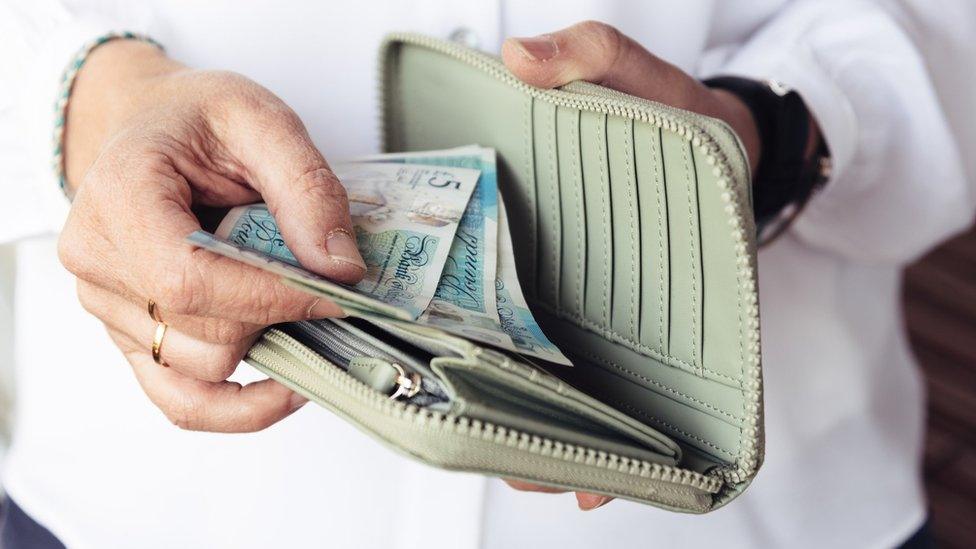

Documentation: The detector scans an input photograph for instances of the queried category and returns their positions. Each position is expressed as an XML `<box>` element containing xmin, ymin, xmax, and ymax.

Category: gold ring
<box><xmin>152</xmin><ymin>321</ymin><xmax>169</xmax><ymax>366</ymax></box>
<box><xmin>147</xmin><ymin>299</ymin><xmax>164</xmax><ymax>323</ymax></box>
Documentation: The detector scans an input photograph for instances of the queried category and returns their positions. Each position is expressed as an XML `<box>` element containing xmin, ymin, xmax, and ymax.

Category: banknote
<box><xmin>494</xmin><ymin>200</ymin><xmax>573</xmax><ymax>366</ymax></box>
<box><xmin>185</xmin><ymin>230</ymin><xmax>412</xmax><ymax>320</ymax></box>
<box><xmin>359</xmin><ymin>147</ymin><xmax>507</xmax><ymax>346</ymax></box>
<box><xmin>213</xmin><ymin>162</ymin><xmax>480</xmax><ymax>319</ymax></box>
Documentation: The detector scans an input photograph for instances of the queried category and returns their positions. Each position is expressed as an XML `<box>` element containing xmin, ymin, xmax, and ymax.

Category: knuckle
<box><xmin>199</xmin><ymin>345</ymin><xmax>242</xmax><ymax>383</ymax></box>
<box><xmin>268</xmin><ymin>103</ymin><xmax>305</xmax><ymax>134</ymax></box>
<box><xmin>216</xmin><ymin>76</ymin><xmax>302</xmax><ymax>130</ymax></box>
<box><xmin>163</xmin><ymin>393</ymin><xmax>205</xmax><ymax>431</ymax></box>
<box><xmin>249</xmin><ymin>100</ymin><xmax>304</xmax><ymax>138</ymax></box>
<box><xmin>249</xmin><ymin>283</ymin><xmax>309</xmax><ymax>324</ymax></box>
<box><xmin>75</xmin><ymin>283</ymin><xmax>98</xmax><ymax>315</ymax></box>
<box><xmin>203</xmin><ymin>71</ymin><xmax>261</xmax><ymax>109</ymax></box>
<box><xmin>575</xmin><ymin>20</ymin><xmax>623</xmax><ymax>58</ymax></box>
<box><xmin>575</xmin><ymin>20</ymin><xmax>619</xmax><ymax>41</ymax></box>
<box><xmin>153</xmin><ymin>256</ymin><xmax>208</xmax><ymax>316</ymax></box>
<box><xmin>296</xmin><ymin>167</ymin><xmax>347</xmax><ymax>203</ymax></box>
<box><xmin>204</xmin><ymin>319</ymin><xmax>253</xmax><ymax>345</ymax></box>
<box><xmin>57</xmin><ymin>210</ymin><xmax>101</xmax><ymax>279</ymax></box>
<box><xmin>203</xmin><ymin>71</ymin><xmax>306</xmax><ymax>134</ymax></box>
<box><xmin>236</xmin><ymin>399</ymin><xmax>283</xmax><ymax>432</ymax></box>
<box><xmin>57</xmin><ymin>228</ymin><xmax>83</xmax><ymax>275</ymax></box>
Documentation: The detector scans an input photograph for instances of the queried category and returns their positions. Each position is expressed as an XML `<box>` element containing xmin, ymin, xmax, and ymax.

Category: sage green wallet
<box><xmin>244</xmin><ymin>33</ymin><xmax>762</xmax><ymax>513</ymax></box>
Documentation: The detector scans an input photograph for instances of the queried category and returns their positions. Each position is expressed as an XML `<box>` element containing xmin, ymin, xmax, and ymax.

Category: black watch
<box><xmin>703</xmin><ymin>76</ymin><xmax>831</xmax><ymax>243</ymax></box>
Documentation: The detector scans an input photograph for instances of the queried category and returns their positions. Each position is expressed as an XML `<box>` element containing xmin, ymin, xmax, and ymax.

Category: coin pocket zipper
<box><xmin>280</xmin><ymin>319</ymin><xmax>450</xmax><ymax>407</ymax></box>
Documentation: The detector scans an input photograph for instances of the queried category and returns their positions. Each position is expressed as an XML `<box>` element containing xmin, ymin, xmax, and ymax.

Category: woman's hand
<box><xmin>58</xmin><ymin>40</ymin><xmax>366</xmax><ymax>432</ymax></box>
<box><xmin>504</xmin><ymin>20</ymin><xmax>761</xmax><ymax>172</ymax></box>
<box><xmin>499</xmin><ymin>20</ymin><xmax>762</xmax><ymax>511</ymax></box>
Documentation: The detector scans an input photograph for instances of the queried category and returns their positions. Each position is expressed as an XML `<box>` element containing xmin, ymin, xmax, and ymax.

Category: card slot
<box><xmin>607</xmin><ymin>116</ymin><xmax>641</xmax><ymax>342</ymax></box>
<box><xmin>634</xmin><ymin>123</ymin><xmax>670</xmax><ymax>356</ymax></box>
<box><xmin>532</xmin><ymin>101</ymin><xmax>562</xmax><ymax>309</ymax></box>
<box><xmin>694</xmin><ymin>145</ymin><xmax>748</xmax><ymax>383</ymax></box>
<box><xmin>561</xmin><ymin>364</ymin><xmax>742</xmax><ymax>462</ymax></box>
<box><xmin>580</xmin><ymin>111</ymin><xmax>614</xmax><ymax>329</ymax></box>
<box><xmin>436</xmin><ymin>362</ymin><xmax>680</xmax><ymax>465</ymax></box>
<box><xmin>662</xmin><ymin>131</ymin><xmax>703</xmax><ymax>371</ymax></box>
<box><xmin>448</xmin><ymin>372</ymin><xmax>676</xmax><ymax>466</ymax></box>
<box><xmin>538</xmin><ymin>307</ymin><xmax>746</xmax><ymax>424</ymax></box>
<box><xmin>556</xmin><ymin>106</ymin><xmax>586</xmax><ymax>319</ymax></box>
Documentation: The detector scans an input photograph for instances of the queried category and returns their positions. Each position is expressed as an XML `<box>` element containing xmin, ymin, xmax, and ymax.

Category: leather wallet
<box><xmin>244</xmin><ymin>33</ymin><xmax>763</xmax><ymax>513</ymax></box>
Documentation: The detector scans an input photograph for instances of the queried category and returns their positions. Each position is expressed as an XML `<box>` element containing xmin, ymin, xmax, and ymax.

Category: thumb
<box><xmin>502</xmin><ymin>21</ymin><xmax>703</xmax><ymax>110</ymax></box>
<box><xmin>216</xmin><ymin>100</ymin><xmax>366</xmax><ymax>285</ymax></box>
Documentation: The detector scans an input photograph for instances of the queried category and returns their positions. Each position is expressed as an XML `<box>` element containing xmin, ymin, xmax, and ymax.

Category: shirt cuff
<box><xmin>708</xmin><ymin>1</ymin><xmax>973</xmax><ymax>263</ymax></box>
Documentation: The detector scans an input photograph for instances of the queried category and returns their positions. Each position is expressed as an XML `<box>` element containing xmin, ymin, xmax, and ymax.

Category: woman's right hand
<box><xmin>58</xmin><ymin>39</ymin><xmax>366</xmax><ymax>432</ymax></box>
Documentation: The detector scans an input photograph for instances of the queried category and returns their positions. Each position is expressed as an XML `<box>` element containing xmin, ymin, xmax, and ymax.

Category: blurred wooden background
<box><xmin>904</xmin><ymin>222</ymin><xmax>976</xmax><ymax>548</ymax></box>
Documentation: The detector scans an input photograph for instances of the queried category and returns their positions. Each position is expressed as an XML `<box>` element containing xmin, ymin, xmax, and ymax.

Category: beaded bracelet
<box><xmin>52</xmin><ymin>31</ymin><xmax>163</xmax><ymax>199</ymax></box>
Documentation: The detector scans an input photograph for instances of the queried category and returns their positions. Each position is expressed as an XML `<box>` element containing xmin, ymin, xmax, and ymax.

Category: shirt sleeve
<box><xmin>0</xmin><ymin>1</ymin><xmax>160</xmax><ymax>244</ymax></box>
<box><xmin>714</xmin><ymin>0</ymin><xmax>975</xmax><ymax>265</ymax></box>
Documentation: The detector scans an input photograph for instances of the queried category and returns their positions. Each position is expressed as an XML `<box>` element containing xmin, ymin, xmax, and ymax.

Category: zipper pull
<box><xmin>389</xmin><ymin>362</ymin><xmax>422</xmax><ymax>401</ymax></box>
<box><xmin>348</xmin><ymin>357</ymin><xmax>422</xmax><ymax>401</ymax></box>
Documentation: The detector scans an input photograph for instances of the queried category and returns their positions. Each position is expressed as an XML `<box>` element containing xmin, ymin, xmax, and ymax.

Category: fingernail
<box><xmin>288</xmin><ymin>392</ymin><xmax>308</xmax><ymax>411</ymax></box>
<box><xmin>512</xmin><ymin>35</ymin><xmax>558</xmax><ymax>62</ymax></box>
<box><xmin>577</xmin><ymin>494</ymin><xmax>612</xmax><ymax>511</ymax></box>
<box><xmin>325</xmin><ymin>228</ymin><xmax>366</xmax><ymax>271</ymax></box>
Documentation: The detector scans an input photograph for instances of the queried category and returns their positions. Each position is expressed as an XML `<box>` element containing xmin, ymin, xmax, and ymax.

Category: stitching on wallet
<box><xmin>547</xmin><ymin>106</ymin><xmax>560</xmax><ymax>307</ymax></box>
<box><xmin>573</xmin><ymin>347</ymin><xmax>742</xmax><ymax>423</ymax></box>
<box><xmin>624</xmin><ymin>121</ymin><xmax>639</xmax><ymax>340</ymax></box>
<box><xmin>523</xmin><ymin>96</ymin><xmax>537</xmax><ymax>291</ymax></box>
<box><xmin>538</xmin><ymin>301</ymin><xmax>742</xmax><ymax>386</ymax></box>
<box><xmin>474</xmin><ymin>456</ymin><xmax>707</xmax><ymax>508</ymax></box>
<box><xmin>652</xmin><ymin>129</ymin><xmax>666</xmax><ymax>354</ymax></box>
<box><xmin>597</xmin><ymin>115</ymin><xmax>611</xmax><ymax>325</ymax></box>
<box><xmin>681</xmin><ymin>143</ymin><xmax>700</xmax><ymax>373</ymax></box>
<box><xmin>571</xmin><ymin>111</ymin><xmax>585</xmax><ymax>316</ymax></box>
<box><xmin>731</xmin><ymin>180</ymin><xmax>747</xmax><ymax>459</ymax></box>
<box><xmin>616</xmin><ymin>401</ymin><xmax>735</xmax><ymax>458</ymax></box>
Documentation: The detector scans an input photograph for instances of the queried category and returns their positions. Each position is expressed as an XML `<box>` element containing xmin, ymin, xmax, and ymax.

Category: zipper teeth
<box><xmin>257</xmin><ymin>329</ymin><xmax>723</xmax><ymax>494</ymax></box>
<box><xmin>377</xmin><ymin>33</ymin><xmax>763</xmax><ymax>488</ymax></box>
<box><xmin>289</xmin><ymin>322</ymin><xmax>365</xmax><ymax>363</ymax></box>
<box><xmin>296</xmin><ymin>321</ymin><xmax>394</xmax><ymax>363</ymax></box>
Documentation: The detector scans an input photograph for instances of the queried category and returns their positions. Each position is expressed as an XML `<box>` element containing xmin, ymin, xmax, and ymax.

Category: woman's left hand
<box><xmin>499</xmin><ymin>20</ymin><xmax>762</xmax><ymax>511</ymax></box>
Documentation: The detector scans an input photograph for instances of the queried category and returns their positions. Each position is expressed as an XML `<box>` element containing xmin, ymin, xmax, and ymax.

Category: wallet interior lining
<box><xmin>383</xmin><ymin>40</ymin><xmax>759</xmax><ymax>472</ymax></box>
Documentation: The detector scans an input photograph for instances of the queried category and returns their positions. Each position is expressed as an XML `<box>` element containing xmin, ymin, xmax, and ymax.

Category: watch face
<box><xmin>765</xmin><ymin>79</ymin><xmax>791</xmax><ymax>97</ymax></box>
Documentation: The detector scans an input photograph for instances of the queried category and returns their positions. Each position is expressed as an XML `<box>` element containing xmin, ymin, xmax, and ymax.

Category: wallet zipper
<box><xmin>281</xmin><ymin>320</ymin><xmax>447</xmax><ymax>405</ymax></box>
<box><xmin>251</xmin><ymin>329</ymin><xmax>723</xmax><ymax>494</ymax></box>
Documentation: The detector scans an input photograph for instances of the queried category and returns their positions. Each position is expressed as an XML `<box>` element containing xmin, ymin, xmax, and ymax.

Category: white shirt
<box><xmin>1</xmin><ymin>1</ymin><xmax>974</xmax><ymax>548</ymax></box>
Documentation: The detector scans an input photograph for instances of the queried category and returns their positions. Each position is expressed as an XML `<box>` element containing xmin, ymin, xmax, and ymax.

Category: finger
<box><xmin>60</xmin><ymin>157</ymin><xmax>345</xmax><ymax>324</ymax></box>
<box><xmin>208</xmin><ymin>87</ymin><xmax>366</xmax><ymax>283</ymax></box>
<box><xmin>77</xmin><ymin>279</ymin><xmax>262</xmax><ymax>345</ymax></box>
<box><xmin>113</xmin><ymin>332</ymin><xmax>307</xmax><ymax>432</ymax></box>
<box><xmin>503</xmin><ymin>479</ymin><xmax>567</xmax><ymax>494</ymax></box>
<box><xmin>502</xmin><ymin>21</ymin><xmax>702</xmax><ymax>108</ymax></box>
<box><xmin>575</xmin><ymin>492</ymin><xmax>614</xmax><ymax>511</ymax></box>
<box><xmin>87</xmin><ymin>288</ymin><xmax>259</xmax><ymax>383</ymax></box>
<box><xmin>86</xmin><ymin>281</ymin><xmax>255</xmax><ymax>382</ymax></box>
